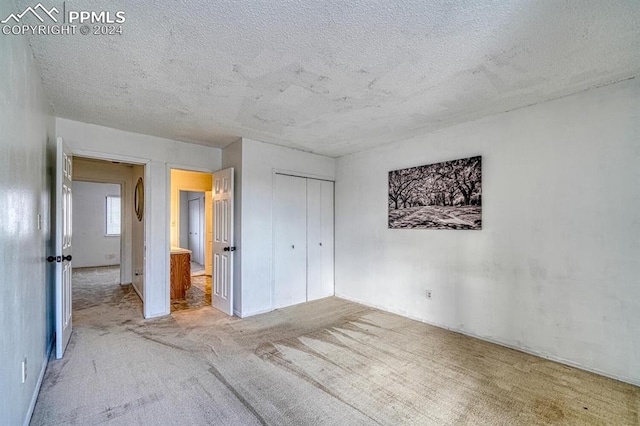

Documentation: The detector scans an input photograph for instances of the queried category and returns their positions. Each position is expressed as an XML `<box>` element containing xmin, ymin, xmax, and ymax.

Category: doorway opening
<box><xmin>170</xmin><ymin>169</ymin><xmax>213</xmax><ymax>312</ymax></box>
<box><xmin>169</xmin><ymin>167</ymin><xmax>235</xmax><ymax>314</ymax></box>
<box><xmin>72</xmin><ymin>157</ymin><xmax>146</xmax><ymax>317</ymax></box>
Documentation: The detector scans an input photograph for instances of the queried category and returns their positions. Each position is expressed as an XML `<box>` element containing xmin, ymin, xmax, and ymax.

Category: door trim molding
<box><xmin>71</xmin><ymin>148</ymin><xmax>150</xmax><ymax>165</ymax></box>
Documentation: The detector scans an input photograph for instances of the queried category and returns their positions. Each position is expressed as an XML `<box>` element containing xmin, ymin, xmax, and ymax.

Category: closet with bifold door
<box><xmin>273</xmin><ymin>173</ymin><xmax>334</xmax><ymax>309</ymax></box>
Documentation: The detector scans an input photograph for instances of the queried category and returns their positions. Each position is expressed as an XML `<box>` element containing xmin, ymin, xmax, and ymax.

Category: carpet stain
<box><xmin>100</xmin><ymin>393</ymin><xmax>163</xmax><ymax>421</ymax></box>
<box><xmin>256</xmin><ymin>342</ymin><xmax>383</xmax><ymax>425</ymax></box>
<box><xmin>534</xmin><ymin>397</ymin><xmax>566</xmax><ymax>422</ymax></box>
<box><xmin>207</xmin><ymin>365</ymin><xmax>268</xmax><ymax>426</ymax></box>
<box><xmin>126</xmin><ymin>327</ymin><xmax>187</xmax><ymax>351</ymax></box>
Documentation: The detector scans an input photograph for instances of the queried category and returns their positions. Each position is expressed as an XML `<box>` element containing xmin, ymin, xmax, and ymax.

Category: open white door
<box><xmin>54</xmin><ymin>137</ymin><xmax>73</xmax><ymax>358</ymax></box>
<box><xmin>204</xmin><ymin>191</ymin><xmax>213</xmax><ymax>275</ymax></box>
<box><xmin>211</xmin><ymin>168</ymin><xmax>234</xmax><ymax>315</ymax></box>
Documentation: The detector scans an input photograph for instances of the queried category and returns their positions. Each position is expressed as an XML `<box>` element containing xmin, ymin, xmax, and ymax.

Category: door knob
<box><xmin>319</xmin><ymin>242</ymin><xmax>322</xmax><ymax>246</ymax></box>
<box><xmin>47</xmin><ymin>255</ymin><xmax>71</xmax><ymax>262</ymax></box>
<box><xmin>291</xmin><ymin>245</ymin><xmax>295</xmax><ymax>249</ymax></box>
<box><xmin>223</xmin><ymin>246</ymin><xmax>236</xmax><ymax>252</ymax></box>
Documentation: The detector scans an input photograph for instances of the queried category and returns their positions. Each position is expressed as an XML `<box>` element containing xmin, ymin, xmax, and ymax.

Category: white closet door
<box><xmin>319</xmin><ymin>180</ymin><xmax>334</xmax><ymax>298</ymax></box>
<box><xmin>273</xmin><ymin>174</ymin><xmax>308</xmax><ymax>308</ymax></box>
<box><xmin>306</xmin><ymin>179</ymin><xmax>323</xmax><ymax>300</ymax></box>
<box><xmin>307</xmin><ymin>179</ymin><xmax>335</xmax><ymax>300</ymax></box>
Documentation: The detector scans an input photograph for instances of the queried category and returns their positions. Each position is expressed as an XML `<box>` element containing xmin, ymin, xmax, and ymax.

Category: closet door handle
<box><xmin>291</xmin><ymin>245</ymin><xmax>295</xmax><ymax>249</ymax></box>
<box><xmin>319</xmin><ymin>242</ymin><xmax>322</xmax><ymax>246</ymax></box>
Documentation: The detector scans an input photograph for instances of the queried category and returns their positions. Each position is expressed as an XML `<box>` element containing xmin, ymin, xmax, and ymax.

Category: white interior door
<box><xmin>212</xmin><ymin>168</ymin><xmax>234</xmax><ymax>315</ymax></box>
<box><xmin>319</xmin><ymin>180</ymin><xmax>335</xmax><ymax>297</ymax></box>
<box><xmin>307</xmin><ymin>179</ymin><xmax>334</xmax><ymax>301</ymax></box>
<box><xmin>306</xmin><ymin>179</ymin><xmax>323</xmax><ymax>301</ymax></box>
<box><xmin>204</xmin><ymin>191</ymin><xmax>212</xmax><ymax>275</ymax></box>
<box><xmin>273</xmin><ymin>174</ymin><xmax>307</xmax><ymax>308</ymax></box>
<box><xmin>54</xmin><ymin>137</ymin><xmax>73</xmax><ymax>359</ymax></box>
<box><xmin>188</xmin><ymin>198</ymin><xmax>201</xmax><ymax>264</ymax></box>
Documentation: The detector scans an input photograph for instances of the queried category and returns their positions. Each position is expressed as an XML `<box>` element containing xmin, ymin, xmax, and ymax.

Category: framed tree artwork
<box><xmin>388</xmin><ymin>156</ymin><xmax>482</xmax><ymax>230</ymax></box>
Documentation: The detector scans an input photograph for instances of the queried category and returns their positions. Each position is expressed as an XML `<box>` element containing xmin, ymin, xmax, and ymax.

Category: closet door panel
<box><xmin>306</xmin><ymin>179</ymin><xmax>323</xmax><ymax>301</ymax></box>
<box><xmin>320</xmin><ymin>180</ymin><xmax>335</xmax><ymax>298</ymax></box>
<box><xmin>273</xmin><ymin>174</ymin><xmax>308</xmax><ymax>308</ymax></box>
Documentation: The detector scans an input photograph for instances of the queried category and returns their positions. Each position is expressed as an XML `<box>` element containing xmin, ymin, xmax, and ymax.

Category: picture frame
<box><xmin>388</xmin><ymin>156</ymin><xmax>482</xmax><ymax>230</ymax></box>
<box><xmin>134</xmin><ymin>177</ymin><xmax>144</xmax><ymax>221</ymax></box>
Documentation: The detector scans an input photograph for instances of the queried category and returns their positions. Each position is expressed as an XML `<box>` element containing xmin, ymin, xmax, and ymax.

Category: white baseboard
<box><xmin>24</xmin><ymin>338</ymin><xmax>54</xmax><ymax>426</ymax></box>
<box><xmin>239</xmin><ymin>307</ymin><xmax>274</xmax><ymax>318</ymax></box>
<box><xmin>335</xmin><ymin>293</ymin><xmax>640</xmax><ymax>388</ymax></box>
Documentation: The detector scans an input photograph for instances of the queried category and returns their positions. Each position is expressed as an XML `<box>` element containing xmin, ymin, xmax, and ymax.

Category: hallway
<box><xmin>72</xmin><ymin>267</ymin><xmax>139</xmax><ymax>313</ymax></box>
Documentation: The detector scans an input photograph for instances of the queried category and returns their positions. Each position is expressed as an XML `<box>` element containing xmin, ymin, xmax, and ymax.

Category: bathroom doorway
<box><xmin>170</xmin><ymin>169</ymin><xmax>212</xmax><ymax>311</ymax></box>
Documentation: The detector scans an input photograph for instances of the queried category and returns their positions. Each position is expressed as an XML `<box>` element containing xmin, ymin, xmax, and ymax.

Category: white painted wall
<box><xmin>335</xmin><ymin>78</ymin><xmax>640</xmax><ymax>385</ymax></box>
<box><xmin>236</xmin><ymin>138</ymin><xmax>335</xmax><ymax>317</ymax></box>
<box><xmin>73</xmin><ymin>182</ymin><xmax>121</xmax><ymax>267</ymax></box>
<box><xmin>0</xmin><ymin>18</ymin><xmax>56</xmax><ymax>425</ymax></box>
<box><xmin>56</xmin><ymin>118</ymin><xmax>222</xmax><ymax>318</ymax></box>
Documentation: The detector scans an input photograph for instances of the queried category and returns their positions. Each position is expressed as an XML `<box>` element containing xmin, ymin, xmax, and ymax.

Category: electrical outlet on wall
<box><xmin>21</xmin><ymin>358</ymin><xmax>27</xmax><ymax>383</ymax></box>
<box><xmin>426</xmin><ymin>290</ymin><xmax>432</xmax><ymax>300</ymax></box>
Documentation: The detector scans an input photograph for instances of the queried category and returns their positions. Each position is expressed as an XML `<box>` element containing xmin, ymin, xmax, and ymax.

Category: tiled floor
<box><xmin>191</xmin><ymin>261</ymin><xmax>205</xmax><ymax>276</ymax></box>
<box><xmin>171</xmin><ymin>274</ymin><xmax>212</xmax><ymax>312</ymax></box>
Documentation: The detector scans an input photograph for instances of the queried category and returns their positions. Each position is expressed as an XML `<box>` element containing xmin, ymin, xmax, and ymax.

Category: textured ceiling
<box><xmin>19</xmin><ymin>0</ymin><xmax>640</xmax><ymax>157</ymax></box>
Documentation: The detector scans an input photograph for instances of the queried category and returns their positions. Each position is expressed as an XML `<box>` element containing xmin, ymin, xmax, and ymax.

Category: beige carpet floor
<box><xmin>31</xmin><ymin>266</ymin><xmax>639</xmax><ymax>425</ymax></box>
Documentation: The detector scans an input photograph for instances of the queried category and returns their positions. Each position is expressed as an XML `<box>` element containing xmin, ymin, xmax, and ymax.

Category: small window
<box><xmin>106</xmin><ymin>196</ymin><xmax>121</xmax><ymax>236</ymax></box>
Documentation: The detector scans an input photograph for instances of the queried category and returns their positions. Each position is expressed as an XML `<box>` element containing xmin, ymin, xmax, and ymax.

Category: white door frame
<box><xmin>71</xmin><ymin>148</ymin><xmax>150</xmax><ymax>313</ymax></box>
